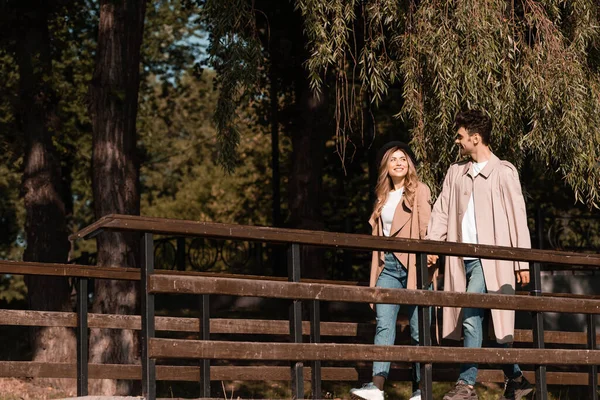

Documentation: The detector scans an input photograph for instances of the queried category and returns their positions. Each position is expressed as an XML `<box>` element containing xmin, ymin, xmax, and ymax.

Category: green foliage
<box><xmin>298</xmin><ymin>0</ymin><xmax>600</xmax><ymax>207</ymax></box>
<box><xmin>203</xmin><ymin>0</ymin><xmax>263</xmax><ymax>173</ymax></box>
<box><xmin>0</xmin><ymin>275</ymin><xmax>26</xmax><ymax>303</ymax></box>
<box><xmin>0</xmin><ymin>50</ymin><xmax>22</xmax><ymax>260</ymax></box>
<box><xmin>142</xmin><ymin>0</ymin><xmax>205</xmax><ymax>84</ymax></box>
<box><xmin>139</xmin><ymin>71</ymin><xmax>272</xmax><ymax>227</ymax></box>
<box><xmin>137</xmin><ymin>1</ymin><xmax>272</xmax><ymax>226</ymax></box>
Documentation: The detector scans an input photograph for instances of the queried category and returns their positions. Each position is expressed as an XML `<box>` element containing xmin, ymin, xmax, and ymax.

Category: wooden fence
<box><xmin>0</xmin><ymin>214</ymin><xmax>598</xmax><ymax>400</ymax></box>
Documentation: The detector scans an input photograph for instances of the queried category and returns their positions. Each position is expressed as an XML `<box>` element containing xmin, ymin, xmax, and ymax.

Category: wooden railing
<box><xmin>0</xmin><ymin>214</ymin><xmax>598</xmax><ymax>400</ymax></box>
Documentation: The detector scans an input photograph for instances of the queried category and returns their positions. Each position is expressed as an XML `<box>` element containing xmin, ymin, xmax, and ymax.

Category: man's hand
<box><xmin>427</xmin><ymin>254</ymin><xmax>439</xmax><ymax>266</ymax></box>
<box><xmin>516</xmin><ymin>270</ymin><xmax>530</xmax><ymax>285</ymax></box>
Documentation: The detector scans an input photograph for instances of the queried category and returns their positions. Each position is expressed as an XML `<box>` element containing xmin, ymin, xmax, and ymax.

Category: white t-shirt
<box><xmin>381</xmin><ymin>188</ymin><xmax>404</xmax><ymax>236</ymax></box>
<box><xmin>462</xmin><ymin>161</ymin><xmax>488</xmax><ymax>259</ymax></box>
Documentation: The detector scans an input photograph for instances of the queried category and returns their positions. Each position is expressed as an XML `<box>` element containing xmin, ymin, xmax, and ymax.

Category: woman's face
<box><xmin>386</xmin><ymin>149</ymin><xmax>409</xmax><ymax>180</ymax></box>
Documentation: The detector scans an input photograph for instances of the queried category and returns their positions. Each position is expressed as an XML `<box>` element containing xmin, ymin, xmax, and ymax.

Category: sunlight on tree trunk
<box><xmin>16</xmin><ymin>4</ymin><xmax>75</xmax><ymax>395</ymax></box>
<box><xmin>88</xmin><ymin>0</ymin><xmax>146</xmax><ymax>395</ymax></box>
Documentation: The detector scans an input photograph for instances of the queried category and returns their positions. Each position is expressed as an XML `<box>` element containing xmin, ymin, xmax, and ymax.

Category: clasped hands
<box><xmin>427</xmin><ymin>254</ymin><xmax>438</xmax><ymax>266</ymax></box>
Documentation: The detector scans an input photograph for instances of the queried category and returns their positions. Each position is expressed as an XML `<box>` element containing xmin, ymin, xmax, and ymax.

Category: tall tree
<box><xmin>0</xmin><ymin>1</ymin><xmax>77</xmax><ymax>393</ymax></box>
<box><xmin>88</xmin><ymin>0</ymin><xmax>147</xmax><ymax>394</ymax></box>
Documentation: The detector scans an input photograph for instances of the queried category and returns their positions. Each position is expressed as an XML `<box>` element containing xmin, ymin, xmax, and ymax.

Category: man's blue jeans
<box><xmin>458</xmin><ymin>258</ymin><xmax>522</xmax><ymax>385</ymax></box>
<box><xmin>373</xmin><ymin>252</ymin><xmax>430</xmax><ymax>391</ymax></box>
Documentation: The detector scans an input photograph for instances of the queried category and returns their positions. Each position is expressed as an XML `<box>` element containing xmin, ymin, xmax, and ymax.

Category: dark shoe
<box><xmin>500</xmin><ymin>375</ymin><xmax>534</xmax><ymax>400</ymax></box>
<box><xmin>443</xmin><ymin>381</ymin><xmax>478</xmax><ymax>400</ymax></box>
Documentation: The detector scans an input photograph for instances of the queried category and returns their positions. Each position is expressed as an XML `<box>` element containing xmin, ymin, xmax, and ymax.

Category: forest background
<box><xmin>0</xmin><ymin>0</ymin><xmax>599</xmax><ymax>397</ymax></box>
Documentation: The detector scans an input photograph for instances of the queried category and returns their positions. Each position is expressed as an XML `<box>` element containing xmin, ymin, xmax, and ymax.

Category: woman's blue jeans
<box><xmin>373</xmin><ymin>252</ymin><xmax>430</xmax><ymax>391</ymax></box>
<box><xmin>458</xmin><ymin>258</ymin><xmax>522</xmax><ymax>385</ymax></box>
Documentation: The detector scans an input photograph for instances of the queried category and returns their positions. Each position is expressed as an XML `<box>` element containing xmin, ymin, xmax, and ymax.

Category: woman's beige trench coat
<box><xmin>369</xmin><ymin>182</ymin><xmax>436</xmax><ymax>291</ymax></box>
<box><xmin>427</xmin><ymin>154</ymin><xmax>531</xmax><ymax>344</ymax></box>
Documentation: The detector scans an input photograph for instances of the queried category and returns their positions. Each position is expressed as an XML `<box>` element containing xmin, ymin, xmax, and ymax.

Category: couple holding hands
<box><xmin>351</xmin><ymin>110</ymin><xmax>533</xmax><ymax>400</ymax></box>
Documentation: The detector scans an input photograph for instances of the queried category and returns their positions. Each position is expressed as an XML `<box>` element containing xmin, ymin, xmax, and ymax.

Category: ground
<box><xmin>0</xmin><ymin>377</ymin><xmax>589</xmax><ymax>399</ymax></box>
<box><xmin>0</xmin><ymin>378</ymin><xmax>70</xmax><ymax>400</ymax></box>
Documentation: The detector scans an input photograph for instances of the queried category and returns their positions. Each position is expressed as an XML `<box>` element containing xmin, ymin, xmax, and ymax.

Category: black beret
<box><xmin>375</xmin><ymin>141</ymin><xmax>418</xmax><ymax>168</ymax></box>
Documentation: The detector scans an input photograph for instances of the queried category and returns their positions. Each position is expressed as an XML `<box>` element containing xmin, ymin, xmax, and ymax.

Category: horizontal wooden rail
<box><xmin>0</xmin><ymin>259</ymin><xmax>355</xmax><ymax>286</ymax></box>
<box><xmin>150</xmin><ymin>275</ymin><xmax>600</xmax><ymax>314</ymax></box>
<box><xmin>2</xmin><ymin>259</ymin><xmax>598</xmax><ymax>301</ymax></box>
<box><xmin>0</xmin><ymin>260</ymin><xmax>141</xmax><ymax>280</ymax></box>
<box><xmin>0</xmin><ymin>362</ymin><xmax>594</xmax><ymax>385</ymax></box>
<box><xmin>149</xmin><ymin>339</ymin><xmax>600</xmax><ymax>365</ymax></box>
<box><xmin>70</xmin><ymin>214</ymin><xmax>600</xmax><ymax>267</ymax></box>
<box><xmin>1</xmin><ymin>309</ymin><xmax>596</xmax><ymax>345</ymax></box>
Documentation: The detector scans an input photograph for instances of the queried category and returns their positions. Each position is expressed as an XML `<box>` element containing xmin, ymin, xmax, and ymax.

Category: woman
<box><xmin>350</xmin><ymin>141</ymin><xmax>437</xmax><ymax>400</ymax></box>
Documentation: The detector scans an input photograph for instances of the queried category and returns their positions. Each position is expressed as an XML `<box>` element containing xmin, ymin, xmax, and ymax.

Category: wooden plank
<box><xmin>0</xmin><ymin>362</ymin><xmax>596</xmax><ymax>385</ymax></box>
<box><xmin>149</xmin><ymin>339</ymin><xmax>600</xmax><ymax>365</ymax></box>
<box><xmin>0</xmin><ymin>310</ymin><xmax>77</xmax><ymax>327</ymax></box>
<box><xmin>0</xmin><ymin>259</ymin><xmax>358</xmax><ymax>287</ymax></box>
<box><xmin>0</xmin><ymin>310</ymin><xmax>397</xmax><ymax>335</ymax></box>
<box><xmin>149</xmin><ymin>275</ymin><xmax>600</xmax><ymax>314</ymax></box>
<box><xmin>70</xmin><ymin>214</ymin><xmax>600</xmax><ymax>267</ymax></box>
<box><xmin>0</xmin><ymin>260</ymin><xmax>140</xmax><ymax>280</ymax></box>
<box><xmin>2</xmin><ymin>310</ymin><xmax>596</xmax><ymax>346</ymax></box>
<box><xmin>0</xmin><ymin>362</ymin><xmax>138</xmax><ymax>379</ymax></box>
<box><xmin>478</xmin><ymin>370</ymin><xmax>596</xmax><ymax>386</ymax></box>
<box><xmin>2</xmin><ymin>255</ymin><xmax>598</xmax><ymax>294</ymax></box>
<box><xmin>514</xmin><ymin>329</ymin><xmax>593</xmax><ymax>345</ymax></box>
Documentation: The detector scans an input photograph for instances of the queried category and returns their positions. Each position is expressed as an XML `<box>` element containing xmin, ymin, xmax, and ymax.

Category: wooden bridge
<box><xmin>0</xmin><ymin>214</ymin><xmax>599</xmax><ymax>400</ymax></box>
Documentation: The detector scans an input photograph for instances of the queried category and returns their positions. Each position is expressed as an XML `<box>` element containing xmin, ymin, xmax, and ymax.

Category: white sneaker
<box><xmin>349</xmin><ymin>382</ymin><xmax>384</xmax><ymax>400</ymax></box>
<box><xmin>409</xmin><ymin>389</ymin><xmax>422</xmax><ymax>400</ymax></box>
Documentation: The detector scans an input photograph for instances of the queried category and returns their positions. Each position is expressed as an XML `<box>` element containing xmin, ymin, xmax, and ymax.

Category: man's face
<box><xmin>455</xmin><ymin>127</ymin><xmax>476</xmax><ymax>157</ymax></box>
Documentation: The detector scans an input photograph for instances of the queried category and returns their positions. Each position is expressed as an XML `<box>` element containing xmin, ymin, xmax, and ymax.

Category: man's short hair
<box><xmin>454</xmin><ymin>109</ymin><xmax>491</xmax><ymax>145</ymax></box>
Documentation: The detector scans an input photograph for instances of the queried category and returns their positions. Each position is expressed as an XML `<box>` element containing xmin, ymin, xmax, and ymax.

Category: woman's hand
<box><xmin>516</xmin><ymin>270</ymin><xmax>530</xmax><ymax>285</ymax></box>
<box><xmin>427</xmin><ymin>254</ymin><xmax>439</xmax><ymax>266</ymax></box>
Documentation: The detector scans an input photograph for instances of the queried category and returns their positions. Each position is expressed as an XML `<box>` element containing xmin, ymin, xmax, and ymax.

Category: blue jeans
<box><xmin>458</xmin><ymin>259</ymin><xmax>522</xmax><ymax>385</ymax></box>
<box><xmin>373</xmin><ymin>252</ymin><xmax>430</xmax><ymax>391</ymax></box>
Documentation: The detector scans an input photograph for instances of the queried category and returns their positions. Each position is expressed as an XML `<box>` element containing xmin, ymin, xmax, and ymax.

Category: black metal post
<box><xmin>176</xmin><ymin>237</ymin><xmax>186</xmax><ymax>271</ymax></box>
<box><xmin>416</xmin><ymin>253</ymin><xmax>432</xmax><ymax>400</ymax></box>
<box><xmin>199</xmin><ymin>294</ymin><xmax>211</xmax><ymax>398</ymax></box>
<box><xmin>141</xmin><ymin>233</ymin><xmax>156</xmax><ymax>400</ymax></box>
<box><xmin>309</xmin><ymin>299</ymin><xmax>321</xmax><ymax>399</ymax></box>
<box><xmin>532</xmin><ymin>206</ymin><xmax>548</xmax><ymax>400</ymax></box>
<box><xmin>588</xmin><ymin>313</ymin><xmax>598</xmax><ymax>400</ymax></box>
<box><xmin>530</xmin><ymin>261</ymin><xmax>547</xmax><ymax>400</ymax></box>
<box><xmin>76</xmin><ymin>277</ymin><xmax>88</xmax><ymax>396</ymax></box>
<box><xmin>288</xmin><ymin>243</ymin><xmax>304</xmax><ymax>399</ymax></box>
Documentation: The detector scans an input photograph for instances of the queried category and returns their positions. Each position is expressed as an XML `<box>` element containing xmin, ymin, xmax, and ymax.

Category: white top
<box><xmin>381</xmin><ymin>188</ymin><xmax>404</xmax><ymax>236</ymax></box>
<box><xmin>462</xmin><ymin>161</ymin><xmax>488</xmax><ymax>259</ymax></box>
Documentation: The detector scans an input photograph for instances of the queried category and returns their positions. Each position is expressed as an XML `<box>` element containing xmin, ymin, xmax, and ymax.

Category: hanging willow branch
<box><xmin>298</xmin><ymin>0</ymin><xmax>600</xmax><ymax>207</ymax></box>
<box><xmin>203</xmin><ymin>0</ymin><xmax>262</xmax><ymax>173</ymax></box>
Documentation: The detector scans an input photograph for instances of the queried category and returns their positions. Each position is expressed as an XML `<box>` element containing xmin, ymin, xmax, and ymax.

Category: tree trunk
<box><xmin>16</xmin><ymin>4</ymin><xmax>76</xmax><ymax>395</ymax></box>
<box><xmin>288</xmin><ymin>74</ymin><xmax>329</xmax><ymax>279</ymax></box>
<box><xmin>88</xmin><ymin>0</ymin><xmax>146</xmax><ymax>395</ymax></box>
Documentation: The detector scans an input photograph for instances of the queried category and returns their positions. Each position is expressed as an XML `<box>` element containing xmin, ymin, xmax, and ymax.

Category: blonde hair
<box><xmin>371</xmin><ymin>147</ymin><xmax>419</xmax><ymax>222</ymax></box>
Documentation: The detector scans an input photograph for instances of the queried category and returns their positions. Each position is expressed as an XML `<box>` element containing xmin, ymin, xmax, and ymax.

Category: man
<box><xmin>427</xmin><ymin>110</ymin><xmax>534</xmax><ymax>400</ymax></box>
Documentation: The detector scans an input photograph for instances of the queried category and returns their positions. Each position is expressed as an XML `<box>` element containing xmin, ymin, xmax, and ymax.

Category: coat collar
<box><xmin>369</xmin><ymin>191</ymin><xmax>414</xmax><ymax>236</ymax></box>
<box><xmin>389</xmin><ymin>197</ymin><xmax>412</xmax><ymax>236</ymax></box>
<box><xmin>461</xmin><ymin>153</ymin><xmax>500</xmax><ymax>178</ymax></box>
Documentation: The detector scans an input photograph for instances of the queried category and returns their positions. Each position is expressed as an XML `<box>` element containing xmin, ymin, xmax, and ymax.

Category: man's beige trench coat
<box><xmin>369</xmin><ymin>182</ymin><xmax>436</xmax><ymax>290</ymax></box>
<box><xmin>427</xmin><ymin>154</ymin><xmax>531</xmax><ymax>344</ymax></box>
